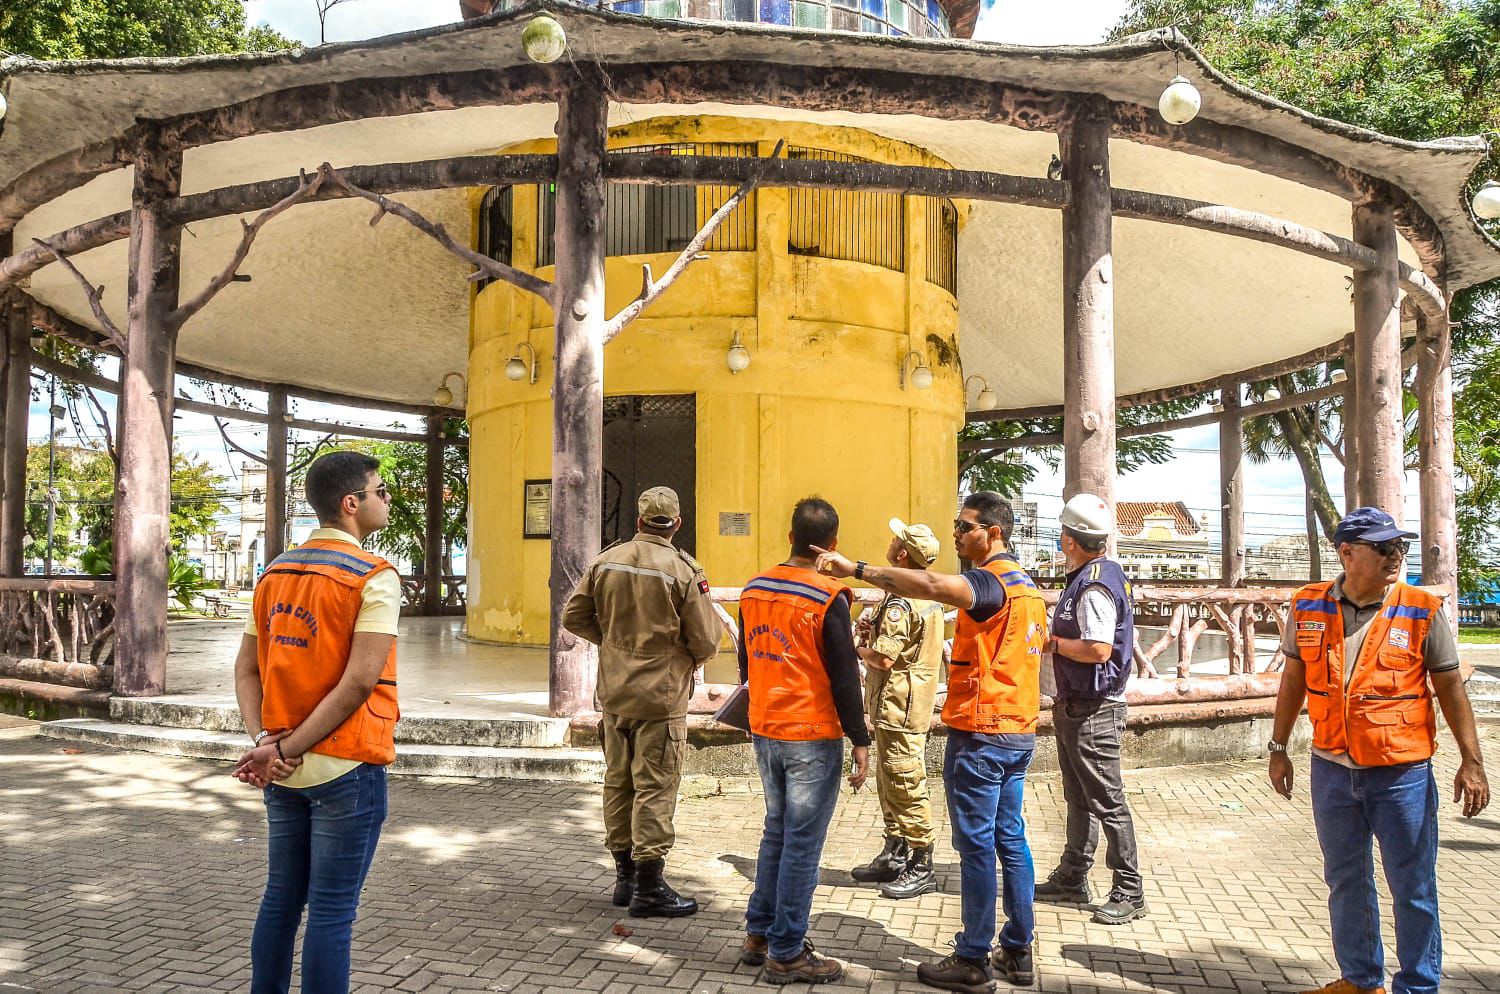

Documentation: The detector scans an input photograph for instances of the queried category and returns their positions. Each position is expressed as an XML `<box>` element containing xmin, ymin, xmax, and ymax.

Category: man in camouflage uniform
<box><xmin>563</xmin><ymin>486</ymin><xmax>723</xmax><ymax>918</ymax></box>
<box><xmin>850</xmin><ymin>518</ymin><xmax>947</xmax><ymax>899</ymax></box>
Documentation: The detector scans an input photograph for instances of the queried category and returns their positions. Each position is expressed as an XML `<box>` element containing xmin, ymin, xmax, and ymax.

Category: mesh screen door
<box><xmin>601</xmin><ymin>394</ymin><xmax>698</xmax><ymax>556</ymax></box>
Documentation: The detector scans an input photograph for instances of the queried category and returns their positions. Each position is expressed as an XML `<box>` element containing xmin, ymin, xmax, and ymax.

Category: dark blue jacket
<box><xmin>1051</xmin><ymin>557</ymin><xmax>1134</xmax><ymax>702</ymax></box>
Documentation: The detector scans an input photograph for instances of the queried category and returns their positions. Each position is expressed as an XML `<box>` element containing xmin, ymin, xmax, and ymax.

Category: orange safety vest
<box><xmin>740</xmin><ymin>565</ymin><xmax>852</xmax><ymax>741</ymax></box>
<box><xmin>943</xmin><ymin>554</ymin><xmax>1048</xmax><ymax>735</ymax></box>
<box><xmin>1291</xmin><ymin>580</ymin><xmax>1441</xmax><ymax>767</ymax></box>
<box><xmin>254</xmin><ymin>539</ymin><xmax>400</xmax><ymax>765</ymax></box>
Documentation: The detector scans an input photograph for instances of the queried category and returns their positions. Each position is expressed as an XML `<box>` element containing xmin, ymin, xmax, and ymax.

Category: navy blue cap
<box><xmin>1332</xmin><ymin>506</ymin><xmax>1418</xmax><ymax>546</ymax></box>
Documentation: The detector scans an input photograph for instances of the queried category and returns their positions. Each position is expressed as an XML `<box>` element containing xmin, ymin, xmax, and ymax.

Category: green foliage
<box><xmin>167</xmin><ymin>555</ymin><xmax>215</xmax><ymax>611</ymax></box>
<box><xmin>960</xmin><ymin>395</ymin><xmax>1203</xmax><ymax>497</ymax></box>
<box><xmin>0</xmin><ymin>0</ymin><xmax>296</xmax><ymax>60</ymax></box>
<box><xmin>1115</xmin><ymin>0</ymin><xmax>1500</xmax><ymax>586</ymax></box>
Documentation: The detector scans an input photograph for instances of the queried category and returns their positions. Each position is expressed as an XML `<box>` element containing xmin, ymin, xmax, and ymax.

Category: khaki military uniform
<box><xmin>563</xmin><ymin>533</ymin><xmax>723</xmax><ymax>861</ymax></box>
<box><xmin>863</xmin><ymin>593</ymin><xmax>944</xmax><ymax>848</ymax></box>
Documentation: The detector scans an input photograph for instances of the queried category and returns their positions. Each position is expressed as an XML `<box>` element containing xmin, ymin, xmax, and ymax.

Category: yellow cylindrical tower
<box><xmin>467</xmin><ymin>117</ymin><xmax>965</xmax><ymax>644</ymax></box>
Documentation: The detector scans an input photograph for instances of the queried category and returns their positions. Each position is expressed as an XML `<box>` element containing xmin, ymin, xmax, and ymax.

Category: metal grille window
<box><xmin>925</xmin><ymin>197</ymin><xmax>958</xmax><ymax>295</ymax></box>
<box><xmin>536</xmin><ymin>142</ymin><xmax>758</xmax><ymax>268</ymax></box>
<box><xmin>787</xmin><ymin>146</ymin><xmax>904</xmax><ymax>272</ymax></box>
<box><xmin>476</xmin><ymin>186</ymin><xmax>514</xmax><ymax>290</ymax></box>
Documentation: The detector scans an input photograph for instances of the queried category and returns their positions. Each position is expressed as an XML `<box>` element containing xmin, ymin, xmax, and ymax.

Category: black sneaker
<box><xmin>990</xmin><ymin>943</ymin><xmax>1034</xmax><ymax>987</ymax></box>
<box><xmin>1092</xmin><ymin>890</ymin><xmax>1147</xmax><ymax>925</ymax></box>
<box><xmin>916</xmin><ymin>952</ymin><xmax>994</xmax><ymax>993</ymax></box>
<box><xmin>1033</xmin><ymin>872</ymin><xmax>1091</xmax><ymax>904</ymax></box>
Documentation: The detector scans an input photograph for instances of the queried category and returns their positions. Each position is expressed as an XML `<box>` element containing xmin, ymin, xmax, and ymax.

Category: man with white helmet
<box><xmin>1034</xmin><ymin>493</ymin><xmax>1146</xmax><ymax>925</ymax></box>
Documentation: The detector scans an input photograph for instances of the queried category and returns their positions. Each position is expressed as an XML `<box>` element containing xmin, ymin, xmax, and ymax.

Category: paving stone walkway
<box><xmin>1</xmin><ymin>722</ymin><xmax>1498</xmax><ymax>993</ymax></box>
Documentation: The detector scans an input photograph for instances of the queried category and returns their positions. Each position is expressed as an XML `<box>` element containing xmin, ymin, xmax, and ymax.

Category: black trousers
<box><xmin>1052</xmin><ymin>697</ymin><xmax>1142</xmax><ymax>898</ymax></box>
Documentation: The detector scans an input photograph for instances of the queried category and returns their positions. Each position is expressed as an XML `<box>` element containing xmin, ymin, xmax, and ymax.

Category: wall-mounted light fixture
<box><xmin>506</xmin><ymin>341</ymin><xmax>539</xmax><ymax>384</ymax></box>
<box><xmin>0</xmin><ymin>90</ymin><xmax>7</xmax><ymax>124</ymax></box>
<box><xmin>727</xmin><ymin>332</ymin><xmax>751</xmax><ymax>373</ymax></box>
<box><xmin>900</xmin><ymin>350</ymin><xmax>933</xmax><ymax>390</ymax></box>
<box><xmin>434</xmin><ymin>371</ymin><xmax>467</xmax><ymax>407</ymax></box>
<box><xmin>1330</xmin><ymin>368</ymin><xmax>1348</xmax><ymax>384</ymax></box>
<box><xmin>964</xmin><ymin>374</ymin><xmax>997</xmax><ymax>410</ymax></box>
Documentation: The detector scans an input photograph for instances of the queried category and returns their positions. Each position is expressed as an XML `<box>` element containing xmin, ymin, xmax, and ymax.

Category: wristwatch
<box><xmin>1266</xmin><ymin>739</ymin><xmax>1288</xmax><ymax>754</ymax></box>
<box><xmin>253</xmin><ymin>729</ymin><xmax>270</xmax><ymax>745</ymax></box>
<box><xmin>854</xmin><ymin>560</ymin><xmax>868</xmax><ymax>580</ymax></box>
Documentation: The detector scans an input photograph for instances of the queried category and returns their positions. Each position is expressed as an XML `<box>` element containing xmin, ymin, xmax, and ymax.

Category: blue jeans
<box><xmin>251</xmin><ymin>764</ymin><xmax>388</xmax><ymax>994</ymax></box>
<box><xmin>1310</xmin><ymin>755</ymin><xmax>1441</xmax><ymax>994</ymax></box>
<box><xmin>945</xmin><ymin>731</ymin><xmax>1035</xmax><ymax>961</ymax></box>
<box><xmin>746</xmin><ymin>736</ymin><xmax>845</xmax><ymax>962</ymax></box>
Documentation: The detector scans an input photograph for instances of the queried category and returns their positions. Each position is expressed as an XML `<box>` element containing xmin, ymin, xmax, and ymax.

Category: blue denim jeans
<box><xmin>945</xmin><ymin>731</ymin><xmax>1035</xmax><ymax>961</ymax></box>
<box><xmin>746</xmin><ymin>735</ymin><xmax>845</xmax><ymax>962</ymax></box>
<box><xmin>1310</xmin><ymin>755</ymin><xmax>1441</xmax><ymax>994</ymax></box>
<box><xmin>251</xmin><ymin>763</ymin><xmax>388</xmax><ymax>994</ymax></box>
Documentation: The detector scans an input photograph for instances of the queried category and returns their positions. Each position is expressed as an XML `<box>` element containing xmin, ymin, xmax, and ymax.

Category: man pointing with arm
<box><xmin>814</xmin><ymin>491</ymin><xmax>1048</xmax><ymax>991</ymax></box>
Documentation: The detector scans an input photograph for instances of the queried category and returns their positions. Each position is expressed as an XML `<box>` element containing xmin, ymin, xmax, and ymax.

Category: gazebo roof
<box><xmin>0</xmin><ymin>3</ymin><xmax>1494</xmax><ymax>409</ymax></box>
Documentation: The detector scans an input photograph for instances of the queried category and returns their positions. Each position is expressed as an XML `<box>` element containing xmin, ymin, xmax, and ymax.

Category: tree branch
<box><xmin>603</xmin><ymin>140</ymin><xmax>786</xmax><ymax>342</ymax></box>
<box><xmin>290</xmin><ymin>434</ymin><xmax>337</xmax><ymax>474</ymax></box>
<box><xmin>82</xmin><ymin>388</ymin><xmax>116</xmax><ymax>465</ymax></box>
<box><xmin>214</xmin><ymin>416</ymin><xmax>269</xmax><ymax>465</ymax></box>
<box><xmin>314</xmin><ymin>162</ymin><xmax>555</xmax><ymax>303</ymax></box>
<box><xmin>30</xmin><ymin>238</ymin><xmax>127</xmax><ymax>353</ymax></box>
<box><xmin>169</xmin><ymin>169</ymin><xmax>329</xmax><ymax>330</ymax></box>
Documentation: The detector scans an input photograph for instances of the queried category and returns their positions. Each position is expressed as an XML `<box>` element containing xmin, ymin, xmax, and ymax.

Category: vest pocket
<box><xmin>1304</xmin><ymin>690</ymin><xmax>1330</xmax><ymax>722</ymax></box>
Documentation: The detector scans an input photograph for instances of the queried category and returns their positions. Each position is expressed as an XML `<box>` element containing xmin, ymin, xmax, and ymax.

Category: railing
<box><xmin>0</xmin><ymin>579</ymin><xmax>117</xmax><ymax>686</ymax></box>
<box><xmin>699</xmin><ymin>584</ymin><xmax>1317</xmax><ymax>716</ymax></box>
<box><xmin>398</xmin><ymin>575</ymin><xmax>467</xmax><ymax>616</ymax></box>
<box><xmin>925</xmin><ymin>197</ymin><xmax>957</xmax><ymax>295</ymax></box>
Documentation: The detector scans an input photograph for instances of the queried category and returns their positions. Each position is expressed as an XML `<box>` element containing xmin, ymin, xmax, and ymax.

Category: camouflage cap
<box><xmin>888</xmin><ymin>517</ymin><xmax>940</xmax><ymax>568</ymax></box>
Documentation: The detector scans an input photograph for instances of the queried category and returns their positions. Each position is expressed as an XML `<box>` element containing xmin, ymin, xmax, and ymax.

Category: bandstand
<box><xmin>0</xmin><ymin>0</ymin><xmax>1496</xmax><ymax>742</ymax></box>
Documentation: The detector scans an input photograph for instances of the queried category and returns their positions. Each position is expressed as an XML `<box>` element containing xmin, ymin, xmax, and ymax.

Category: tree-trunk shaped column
<box><xmin>0</xmin><ymin>296</ymin><xmax>30</xmax><ymax>577</ymax></box>
<box><xmin>1219</xmin><ymin>379</ymin><xmax>1245</xmax><ymax>585</ymax></box>
<box><xmin>265</xmin><ymin>387</ymin><xmax>288</xmax><ymax>567</ymax></box>
<box><xmin>548</xmin><ymin>78</ymin><xmax>609</xmax><ymax>717</ymax></box>
<box><xmin>1417</xmin><ymin>298</ymin><xmax>1456</xmax><ymax>611</ymax></box>
<box><xmin>1060</xmin><ymin>96</ymin><xmax>1116</xmax><ymax>522</ymax></box>
<box><xmin>1351</xmin><ymin>200</ymin><xmax>1403</xmax><ymax>516</ymax></box>
<box><xmin>1341</xmin><ymin>333</ymin><xmax>1360</xmax><ymax>514</ymax></box>
<box><xmin>115</xmin><ymin>140</ymin><xmax>183</xmax><ymax>697</ymax></box>
<box><xmin>424</xmin><ymin>415</ymin><xmax>444</xmax><ymax>614</ymax></box>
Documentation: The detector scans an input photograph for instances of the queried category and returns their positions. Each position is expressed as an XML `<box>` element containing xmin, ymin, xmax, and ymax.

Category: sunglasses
<box><xmin>350</xmin><ymin>485</ymin><xmax>390</xmax><ymax>501</ymax></box>
<box><xmin>953</xmin><ymin>518</ymin><xmax>985</xmax><ymax>534</ymax></box>
<box><xmin>1356</xmin><ymin>539</ymin><xmax>1409</xmax><ymax>558</ymax></box>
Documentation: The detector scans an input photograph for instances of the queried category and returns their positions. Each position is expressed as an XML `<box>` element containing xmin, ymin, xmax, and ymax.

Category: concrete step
<box><xmin>108</xmin><ymin>697</ymin><xmax>571</xmax><ymax>748</ymax></box>
<box><xmin>40</xmin><ymin>719</ymin><xmax>606</xmax><ymax>783</ymax></box>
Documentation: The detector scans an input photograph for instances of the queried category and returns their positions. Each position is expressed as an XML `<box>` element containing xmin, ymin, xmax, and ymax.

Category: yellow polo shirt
<box><xmin>246</xmin><ymin>528</ymin><xmax>402</xmax><ymax>787</ymax></box>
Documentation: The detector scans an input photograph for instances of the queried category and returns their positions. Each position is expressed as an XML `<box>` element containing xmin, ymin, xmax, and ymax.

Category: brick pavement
<box><xmin>1</xmin><ymin>723</ymin><xmax>1498</xmax><ymax>994</ymax></box>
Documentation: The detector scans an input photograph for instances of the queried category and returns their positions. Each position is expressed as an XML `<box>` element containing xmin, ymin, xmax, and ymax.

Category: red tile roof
<box><xmin>1117</xmin><ymin>501</ymin><xmax>1201</xmax><ymax>538</ymax></box>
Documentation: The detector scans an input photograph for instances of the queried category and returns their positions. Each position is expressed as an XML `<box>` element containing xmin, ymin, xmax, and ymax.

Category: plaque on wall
<box><xmin>719</xmin><ymin>512</ymin><xmax>751</xmax><ymax>537</ymax></box>
<box><xmin>523</xmin><ymin>480</ymin><xmax>552</xmax><ymax>539</ymax></box>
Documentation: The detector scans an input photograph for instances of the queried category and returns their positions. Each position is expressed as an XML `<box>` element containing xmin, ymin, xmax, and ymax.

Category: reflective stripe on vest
<box><xmin>741</xmin><ymin>565</ymin><xmax>851</xmax><ymax>741</ymax></box>
<box><xmin>1290</xmin><ymin>580</ymin><xmax>1439</xmax><ymax>767</ymax></box>
<box><xmin>255</xmin><ymin>539</ymin><xmax>400</xmax><ymax>765</ymax></box>
<box><xmin>943</xmin><ymin>555</ymin><xmax>1048</xmax><ymax>735</ymax></box>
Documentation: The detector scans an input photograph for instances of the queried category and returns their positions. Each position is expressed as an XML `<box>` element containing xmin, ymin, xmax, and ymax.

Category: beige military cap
<box><xmin>638</xmin><ymin>486</ymin><xmax>681</xmax><ymax>527</ymax></box>
<box><xmin>888</xmin><ymin>517</ymin><xmax>940</xmax><ymax>568</ymax></box>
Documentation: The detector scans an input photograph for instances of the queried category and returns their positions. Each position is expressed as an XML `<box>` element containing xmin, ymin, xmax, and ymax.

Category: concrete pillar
<box><xmin>548</xmin><ymin>78</ymin><xmax>608</xmax><ymax>717</ymax></box>
<box><xmin>114</xmin><ymin>139</ymin><xmax>183</xmax><ymax>697</ymax></box>
<box><xmin>1351</xmin><ymin>201</ymin><xmax>1404</xmax><ymax>516</ymax></box>
<box><xmin>264</xmin><ymin>387</ymin><xmax>288</xmax><ymax>567</ymax></box>
<box><xmin>0</xmin><ymin>298</ymin><xmax>30</xmax><ymax>577</ymax></box>
<box><xmin>1059</xmin><ymin>95</ymin><xmax>1116</xmax><ymax>526</ymax></box>
<box><xmin>1219</xmin><ymin>380</ymin><xmax>1245</xmax><ymax>585</ymax></box>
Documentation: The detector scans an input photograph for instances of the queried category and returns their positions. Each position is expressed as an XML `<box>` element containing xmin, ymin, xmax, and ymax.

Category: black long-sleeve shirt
<box><xmin>737</xmin><ymin>598</ymin><xmax>870</xmax><ymax>748</ymax></box>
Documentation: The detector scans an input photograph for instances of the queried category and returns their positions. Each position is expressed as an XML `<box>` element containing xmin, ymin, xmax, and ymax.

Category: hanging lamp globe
<box><xmin>1158</xmin><ymin>76</ymin><xmax>1201</xmax><ymax>126</ymax></box>
<box><xmin>522</xmin><ymin>14</ymin><xmax>567</xmax><ymax>64</ymax></box>
<box><xmin>911</xmin><ymin>364</ymin><xmax>934</xmax><ymax>390</ymax></box>
<box><xmin>976</xmin><ymin>387</ymin><xmax>997</xmax><ymax>409</ymax></box>
<box><xmin>505</xmin><ymin>356</ymin><xmax>528</xmax><ymax>381</ymax></box>
<box><xmin>0</xmin><ymin>91</ymin><xmax>7</xmax><ymax>123</ymax></box>
<box><xmin>726</xmin><ymin>342</ymin><xmax>751</xmax><ymax>373</ymax></box>
<box><xmin>1473</xmin><ymin>180</ymin><xmax>1500</xmax><ymax>221</ymax></box>
<box><xmin>434</xmin><ymin>385</ymin><xmax>454</xmax><ymax>406</ymax></box>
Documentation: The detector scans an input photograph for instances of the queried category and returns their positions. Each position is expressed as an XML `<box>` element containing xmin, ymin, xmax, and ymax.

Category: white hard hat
<box><xmin>1060</xmin><ymin>493</ymin><xmax>1112</xmax><ymax>539</ymax></box>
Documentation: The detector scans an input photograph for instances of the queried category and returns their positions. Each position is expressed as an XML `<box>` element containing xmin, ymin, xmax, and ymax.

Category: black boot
<box><xmin>628</xmin><ymin>858</ymin><xmax>698</xmax><ymax>918</ymax></box>
<box><xmin>851</xmin><ymin>836</ymin><xmax>910</xmax><ymax>883</ymax></box>
<box><xmin>880</xmin><ymin>845</ymin><xmax>936</xmax><ymax>899</ymax></box>
<box><xmin>610</xmin><ymin>849</ymin><xmax>634</xmax><ymax>907</ymax></box>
